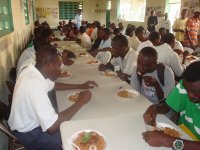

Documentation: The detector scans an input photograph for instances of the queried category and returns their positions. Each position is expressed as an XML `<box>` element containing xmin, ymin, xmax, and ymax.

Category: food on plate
<box><xmin>102</xmin><ymin>71</ymin><xmax>116</xmax><ymax>77</ymax></box>
<box><xmin>68</xmin><ymin>92</ymin><xmax>80</xmax><ymax>102</ymax></box>
<box><xmin>59</xmin><ymin>71</ymin><xmax>71</xmax><ymax>78</ymax></box>
<box><xmin>79</xmin><ymin>52</ymin><xmax>87</xmax><ymax>56</ymax></box>
<box><xmin>87</xmin><ymin>60</ymin><xmax>98</xmax><ymax>64</ymax></box>
<box><xmin>163</xmin><ymin>127</ymin><xmax>181</xmax><ymax>138</ymax></box>
<box><xmin>117</xmin><ymin>90</ymin><xmax>136</xmax><ymax>98</ymax></box>
<box><xmin>72</xmin><ymin>131</ymin><xmax>106</xmax><ymax>150</ymax></box>
<box><xmin>186</xmin><ymin>55</ymin><xmax>196</xmax><ymax>60</ymax></box>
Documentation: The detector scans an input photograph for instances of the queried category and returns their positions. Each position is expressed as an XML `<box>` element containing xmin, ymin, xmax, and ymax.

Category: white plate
<box><xmin>100</xmin><ymin>71</ymin><xmax>117</xmax><ymax>77</ymax></box>
<box><xmin>146</xmin><ymin>122</ymin><xmax>181</xmax><ymax>137</ymax></box>
<box><xmin>67</xmin><ymin>92</ymin><xmax>80</xmax><ymax>103</ymax></box>
<box><xmin>87</xmin><ymin>60</ymin><xmax>99</xmax><ymax>65</ymax></box>
<box><xmin>69</xmin><ymin>129</ymin><xmax>108</xmax><ymax>150</ymax></box>
<box><xmin>59</xmin><ymin>72</ymin><xmax>72</xmax><ymax>78</ymax></box>
<box><xmin>116</xmin><ymin>89</ymin><xmax>139</xmax><ymax>101</ymax></box>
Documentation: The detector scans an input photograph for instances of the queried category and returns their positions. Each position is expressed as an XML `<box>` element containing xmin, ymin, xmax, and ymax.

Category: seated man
<box><xmin>91</xmin><ymin>28</ymin><xmax>112</xmax><ymax>64</ymax></box>
<box><xmin>137</xmin><ymin>31</ymin><xmax>160</xmax><ymax>52</ymax></box>
<box><xmin>143</xmin><ymin>61</ymin><xmax>200</xmax><ymax>149</ymax></box>
<box><xmin>62</xmin><ymin>50</ymin><xmax>76</xmax><ymax>66</ymax></box>
<box><xmin>126</xmin><ymin>27</ymin><xmax>141</xmax><ymax>51</ymax></box>
<box><xmin>130</xmin><ymin>47</ymin><xmax>175</xmax><ymax>104</ymax></box>
<box><xmin>156</xmin><ymin>33</ymin><xmax>185</xmax><ymax>78</ymax></box>
<box><xmin>8</xmin><ymin>46</ymin><xmax>95</xmax><ymax>150</ymax></box>
<box><xmin>98</xmin><ymin>35</ymin><xmax>138</xmax><ymax>82</ymax></box>
<box><xmin>88</xmin><ymin>27</ymin><xmax>102</xmax><ymax>52</ymax></box>
<box><xmin>78</xmin><ymin>26</ymin><xmax>92</xmax><ymax>48</ymax></box>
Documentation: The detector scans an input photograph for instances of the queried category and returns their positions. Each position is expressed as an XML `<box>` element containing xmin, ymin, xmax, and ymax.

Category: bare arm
<box><xmin>54</xmin><ymin>81</ymin><xmax>98</xmax><ymax>91</ymax></box>
<box><xmin>185</xmin><ymin>29</ymin><xmax>196</xmax><ymax>50</ymax></box>
<box><xmin>143</xmin><ymin>103</ymin><xmax>171</xmax><ymax>126</ymax></box>
<box><xmin>142</xmin><ymin>130</ymin><xmax>200</xmax><ymax>150</ymax></box>
<box><xmin>117</xmin><ymin>71</ymin><xmax>131</xmax><ymax>82</ymax></box>
<box><xmin>173</xmin><ymin>29</ymin><xmax>185</xmax><ymax>33</ymax></box>
<box><xmin>47</xmin><ymin>90</ymin><xmax>92</xmax><ymax>134</ymax></box>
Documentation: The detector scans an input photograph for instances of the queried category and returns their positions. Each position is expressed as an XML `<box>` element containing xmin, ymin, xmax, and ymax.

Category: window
<box><xmin>59</xmin><ymin>1</ymin><xmax>83</xmax><ymax>20</ymax></box>
<box><xmin>166</xmin><ymin>0</ymin><xmax>181</xmax><ymax>26</ymax></box>
<box><xmin>23</xmin><ymin>0</ymin><xmax>29</xmax><ymax>24</ymax></box>
<box><xmin>118</xmin><ymin>0</ymin><xmax>146</xmax><ymax>22</ymax></box>
<box><xmin>0</xmin><ymin>0</ymin><xmax>13</xmax><ymax>37</ymax></box>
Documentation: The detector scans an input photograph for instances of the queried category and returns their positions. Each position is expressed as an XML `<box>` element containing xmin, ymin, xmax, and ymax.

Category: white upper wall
<box><xmin>36</xmin><ymin>0</ymin><xmax>166</xmax><ymax>29</ymax></box>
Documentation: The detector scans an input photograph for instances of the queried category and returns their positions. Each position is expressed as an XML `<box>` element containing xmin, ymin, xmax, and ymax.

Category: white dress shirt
<box><xmin>110</xmin><ymin>47</ymin><xmax>138</xmax><ymax>75</ymax></box>
<box><xmin>136</xmin><ymin>40</ymin><xmax>154</xmax><ymax>52</ymax></box>
<box><xmin>156</xmin><ymin>43</ymin><xmax>184</xmax><ymax>77</ymax></box>
<box><xmin>17</xmin><ymin>46</ymin><xmax>35</xmax><ymax>75</ymax></box>
<box><xmin>127</xmin><ymin>36</ymin><xmax>141</xmax><ymax>51</ymax></box>
<box><xmin>95</xmin><ymin>38</ymin><xmax>112</xmax><ymax>64</ymax></box>
<box><xmin>78</xmin><ymin>32</ymin><xmax>92</xmax><ymax>48</ymax></box>
<box><xmin>8</xmin><ymin>65</ymin><xmax>57</xmax><ymax>132</ymax></box>
<box><xmin>75</xmin><ymin>14</ymin><xmax>81</xmax><ymax>29</ymax></box>
<box><xmin>160</xmin><ymin>19</ymin><xmax>171</xmax><ymax>32</ymax></box>
<box><xmin>173</xmin><ymin>40</ymin><xmax>184</xmax><ymax>52</ymax></box>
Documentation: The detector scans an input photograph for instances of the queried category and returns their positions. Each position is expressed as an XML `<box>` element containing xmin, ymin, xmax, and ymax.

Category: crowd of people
<box><xmin>5</xmin><ymin>8</ymin><xmax>200</xmax><ymax>150</ymax></box>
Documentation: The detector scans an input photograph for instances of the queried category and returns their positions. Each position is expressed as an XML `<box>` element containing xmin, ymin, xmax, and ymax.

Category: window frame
<box><xmin>23</xmin><ymin>0</ymin><xmax>30</xmax><ymax>25</ymax></box>
<box><xmin>59</xmin><ymin>1</ymin><xmax>83</xmax><ymax>20</ymax></box>
<box><xmin>0</xmin><ymin>0</ymin><xmax>14</xmax><ymax>37</ymax></box>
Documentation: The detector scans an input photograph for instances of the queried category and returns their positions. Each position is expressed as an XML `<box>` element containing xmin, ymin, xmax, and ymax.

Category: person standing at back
<box><xmin>75</xmin><ymin>9</ymin><xmax>82</xmax><ymax>30</ymax></box>
<box><xmin>147</xmin><ymin>10</ymin><xmax>158</xmax><ymax>32</ymax></box>
<box><xmin>183</xmin><ymin>8</ymin><xmax>200</xmax><ymax>50</ymax></box>
<box><xmin>160</xmin><ymin>13</ymin><xmax>171</xmax><ymax>34</ymax></box>
<box><xmin>172</xmin><ymin>9</ymin><xmax>188</xmax><ymax>43</ymax></box>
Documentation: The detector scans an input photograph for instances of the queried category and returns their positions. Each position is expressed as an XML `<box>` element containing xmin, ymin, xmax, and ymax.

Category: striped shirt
<box><xmin>183</xmin><ymin>18</ymin><xmax>200</xmax><ymax>48</ymax></box>
<box><xmin>166</xmin><ymin>80</ymin><xmax>200</xmax><ymax>140</ymax></box>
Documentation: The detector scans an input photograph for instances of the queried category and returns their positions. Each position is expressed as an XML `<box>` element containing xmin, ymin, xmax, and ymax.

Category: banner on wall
<box><xmin>36</xmin><ymin>8</ymin><xmax>58</xmax><ymax>18</ymax></box>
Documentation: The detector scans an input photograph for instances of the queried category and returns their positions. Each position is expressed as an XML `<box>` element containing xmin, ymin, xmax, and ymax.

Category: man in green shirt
<box><xmin>142</xmin><ymin>61</ymin><xmax>200</xmax><ymax>150</ymax></box>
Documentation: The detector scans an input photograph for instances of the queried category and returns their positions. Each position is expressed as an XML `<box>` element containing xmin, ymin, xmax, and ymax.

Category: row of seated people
<box><xmin>6</xmin><ymin>19</ymin><xmax>200</xmax><ymax>149</ymax></box>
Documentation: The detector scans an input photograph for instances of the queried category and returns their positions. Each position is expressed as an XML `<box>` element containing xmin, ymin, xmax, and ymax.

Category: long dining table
<box><xmin>54</xmin><ymin>40</ymin><xmax>194</xmax><ymax>150</ymax></box>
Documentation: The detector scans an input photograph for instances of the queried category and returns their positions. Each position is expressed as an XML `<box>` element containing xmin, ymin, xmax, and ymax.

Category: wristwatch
<box><xmin>173</xmin><ymin>139</ymin><xmax>184</xmax><ymax>150</ymax></box>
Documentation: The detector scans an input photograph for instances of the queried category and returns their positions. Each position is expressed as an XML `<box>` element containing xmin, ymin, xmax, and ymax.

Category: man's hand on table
<box><xmin>80</xmin><ymin>81</ymin><xmax>99</xmax><ymax>89</ymax></box>
<box><xmin>77</xmin><ymin>90</ymin><xmax>92</xmax><ymax>105</ymax></box>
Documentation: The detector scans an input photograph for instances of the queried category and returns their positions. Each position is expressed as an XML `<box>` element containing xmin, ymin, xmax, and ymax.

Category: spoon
<box><xmin>68</xmin><ymin>140</ymin><xmax>80</xmax><ymax>150</ymax></box>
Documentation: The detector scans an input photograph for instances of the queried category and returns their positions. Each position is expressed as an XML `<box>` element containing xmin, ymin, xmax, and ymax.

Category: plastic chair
<box><xmin>0</xmin><ymin>101</ymin><xmax>26</xmax><ymax>150</ymax></box>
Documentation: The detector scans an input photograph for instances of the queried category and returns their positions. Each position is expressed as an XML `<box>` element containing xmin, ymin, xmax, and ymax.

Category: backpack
<box><xmin>137</xmin><ymin>63</ymin><xmax>165</xmax><ymax>86</ymax></box>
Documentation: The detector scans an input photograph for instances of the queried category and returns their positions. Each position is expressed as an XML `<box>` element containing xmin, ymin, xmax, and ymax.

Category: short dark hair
<box><xmin>79</xmin><ymin>26</ymin><xmax>86</xmax><ymax>33</ymax></box>
<box><xmin>36</xmin><ymin>46</ymin><xmax>58</xmax><ymax>67</ymax></box>
<box><xmin>126</xmin><ymin>27</ymin><xmax>134</xmax><ymax>36</ymax></box>
<box><xmin>102</xmin><ymin>28</ymin><xmax>110</xmax><ymax>35</ymax></box>
<box><xmin>112</xmin><ymin>34</ymin><xmax>128</xmax><ymax>47</ymax></box>
<box><xmin>33</xmin><ymin>39</ymin><xmax>51</xmax><ymax>51</ymax></box>
<box><xmin>159</xmin><ymin>27</ymin><xmax>166</xmax><ymax>33</ymax></box>
<box><xmin>40</xmin><ymin>28</ymin><xmax>53</xmax><ymax>39</ymax></box>
<box><xmin>149</xmin><ymin>31</ymin><xmax>160</xmax><ymax>42</ymax></box>
<box><xmin>135</xmin><ymin>26</ymin><xmax>145</xmax><ymax>35</ymax></box>
<box><xmin>183</xmin><ymin>61</ymin><xmax>200</xmax><ymax>82</ymax></box>
<box><xmin>62</xmin><ymin>50</ymin><xmax>76</xmax><ymax>59</ymax></box>
<box><xmin>163</xmin><ymin>33</ymin><xmax>175</xmax><ymax>44</ymax></box>
<box><xmin>139</xmin><ymin>47</ymin><xmax>158</xmax><ymax>60</ymax></box>
<box><xmin>113</xmin><ymin>28</ymin><xmax>120</xmax><ymax>35</ymax></box>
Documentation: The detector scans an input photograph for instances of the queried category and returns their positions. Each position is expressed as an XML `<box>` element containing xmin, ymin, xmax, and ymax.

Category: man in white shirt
<box><xmin>160</xmin><ymin>13</ymin><xmax>171</xmax><ymax>33</ymax></box>
<box><xmin>91</xmin><ymin>21</ymin><xmax>101</xmax><ymax>41</ymax></box>
<box><xmin>8</xmin><ymin>46</ymin><xmax>96</xmax><ymax>150</ymax></box>
<box><xmin>126</xmin><ymin>27</ymin><xmax>141</xmax><ymax>51</ymax></box>
<box><xmin>92</xmin><ymin>28</ymin><xmax>112</xmax><ymax>64</ymax></box>
<box><xmin>74</xmin><ymin>9</ymin><xmax>82</xmax><ymax>29</ymax></box>
<box><xmin>99</xmin><ymin>35</ymin><xmax>138</xmax><ymax>82</ymax></box>
<box><xmin>155</xmin><ymin>33</ymin><xmax>184</xmax><ymax>77</ymax></box>
<box><xmin>137</xmin><ymin>31</ymin><xmax>160</xmax><ymax>52</ymax></box>
<box><xmin>118</xmin><ymin>22</ymin><xmax>126</xmax><ymax>35</ymax></box>
<box><xmin>78</xmin><ymin>26</ymin><xmax>92</xmax><ymax>48</ymax></box>
<box><xmin>130</xmin><ymin>47</ymin><xmax>175</xmax><ymax>103</ymax></box>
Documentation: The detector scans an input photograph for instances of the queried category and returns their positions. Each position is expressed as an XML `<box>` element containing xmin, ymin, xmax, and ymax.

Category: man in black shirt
<box><xmin>147</xmin><ymin>10</ymin><xmax>158</xmax><ymax>32</ymax></box>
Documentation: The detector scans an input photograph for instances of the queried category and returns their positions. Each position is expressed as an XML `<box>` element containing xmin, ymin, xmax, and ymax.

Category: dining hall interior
<box><xmin>0</xmin><ymin>0</ymin><xmax>200</xmax><ymax>150</ymax></box>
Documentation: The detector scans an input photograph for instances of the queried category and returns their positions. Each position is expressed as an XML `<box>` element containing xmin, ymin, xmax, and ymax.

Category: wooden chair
<box><xmin>0</xmin><ymin>101</ymin><xmax>26</xmax><ymax>150</ymax></box>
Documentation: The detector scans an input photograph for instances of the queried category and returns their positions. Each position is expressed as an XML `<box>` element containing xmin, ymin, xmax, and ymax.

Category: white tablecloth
<box><xmin>60</xmin><ymin>112</ymin><xmax>191</xmax><ymax>150</ymax></box>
